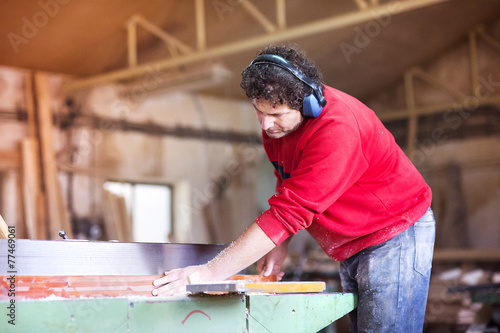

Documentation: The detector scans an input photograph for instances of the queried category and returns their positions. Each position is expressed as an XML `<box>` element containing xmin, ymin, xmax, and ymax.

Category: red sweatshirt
<box><xmin>255</xmin><ymin>86</ymin><xmax>432</xmax><ymax>261</ymax></box>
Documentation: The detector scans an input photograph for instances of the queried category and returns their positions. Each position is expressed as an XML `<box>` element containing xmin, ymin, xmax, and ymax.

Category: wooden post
<box><xmin>21</xmin><ymin>138</ymin><xmax>42</xmax><ymax>239</ymax></box>
<box><xmin>195</xmin><ymin>0</ymin><xmax>206</xmax><ymax>50</ymax></box>
<box><xmin>35</xmin><ymin>72</ymin><xmax>72</xmax><ymax>239</ymax></box>
<box><xmin>127</xmin><ymin>19</ymin><xmax>138</xmax><ymax>68</ymax></box>
<box><xmin>1</xmin><ymin>171</ymin><xmax>26</xmax><ymax>238</ymax></box>
<box><xmin>22</xmin><ymin>71</ymin><xmax>45</xmax><ymax>239</ymax></box>
<box><xmin>276</xmin><ymin>0</ymin><xmax>286</xmax><ymax>30</ymax></box>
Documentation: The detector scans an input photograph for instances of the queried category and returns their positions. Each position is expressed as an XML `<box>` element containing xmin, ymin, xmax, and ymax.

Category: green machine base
<box><xmin>0</xmin><ymin>292</ymin><xmax>356</xmax><ymax>333</ymax></box>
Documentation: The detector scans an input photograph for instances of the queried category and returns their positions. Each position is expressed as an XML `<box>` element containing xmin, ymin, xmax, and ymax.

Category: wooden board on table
<box><xmin>187</xmin><ymin>281</ymin><xmax>326</xmax><ymax>294</ymax></box>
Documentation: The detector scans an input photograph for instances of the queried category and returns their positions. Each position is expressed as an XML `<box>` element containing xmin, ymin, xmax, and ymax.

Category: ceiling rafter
<box><xmin>64</xmin><ymin>0</ymin><xmax>451</xmax><ymax>92</ymax></box>
<box><xmin>126</xmin><ymin>15</ymin><xmax>193</xmax><ymax>68</ymax></box>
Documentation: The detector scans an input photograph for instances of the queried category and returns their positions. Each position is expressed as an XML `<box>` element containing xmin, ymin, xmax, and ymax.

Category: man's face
<box><xmin>253</xmin><ymin>99</ymin><xmax>304</xmax><ymax>139</ymax></box>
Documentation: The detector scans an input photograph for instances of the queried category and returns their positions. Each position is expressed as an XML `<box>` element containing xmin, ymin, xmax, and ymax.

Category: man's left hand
<box><xmin>152</xmin><ymin>264</ymin><xmax>213</xmax><ymax>296</ymax></box>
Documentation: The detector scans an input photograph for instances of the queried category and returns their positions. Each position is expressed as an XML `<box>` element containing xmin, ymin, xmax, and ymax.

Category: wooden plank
<box><xmin>102</xmin><ymin>190</ymin><xmax>119</xmax><ymax>241</ymax></box>
<box><xmin>35</xmin><ymin>72</ymin><xmax>72</xmax><ymax>239</ymax></box>
<box><xmin>14</xmin><ymin>169</ymin><xmax>27</xmax><ymax>239</ymax></box>
<box><xmin>102</xmin><ymin>190</ymin><xmax>130</xmax><ymax>241</ymax></box>
<box><xmin>229</xmin><ymin>275</ymin><xmax>277</xmax><ymax>282</ymax></box>
<box><xmin>187</xmin><ymin>281</ymin><xmax>326</xmax><ymax>294</ymax></box>
<box><xmin>116</xmin><ymin>194</ymin><xmax>132</xmax><ymax>242</ymax></box>
<box><xmin>0</xmin><ymin>275</ymin><xmax>278</xmax><ymax>299</ymax></box>
<box><xmin>24</xmin><ymin>71</ymin><xmax>37</xmax><ymax>138</ymax></box>
<box><xmin>24</xmin><ymin>71</ymin><xmax>46</xmax><ymax>239</ymax></box>
<box><xmin>0</xmin><ymin>275</ymin><xmax>162</xmax><ymax>300</ymax></box>
<box><xmin>243</xmin><ymin>281</ymin><xmax>325</xmax><ymax>293</ymax></box>
<box><xmin>1</xmin><ymin>171</ymin><xmax>27</xmax><ymax>239</ymax></box>
<box><xmin>36</xmin><ymin>193</ymin><xmax>47</xmax><ymax>239</ymax></box>
<box><xmin>21</xmin><ymin>139</ymin><xmax>42</xmax><ymax>239</ymax></box>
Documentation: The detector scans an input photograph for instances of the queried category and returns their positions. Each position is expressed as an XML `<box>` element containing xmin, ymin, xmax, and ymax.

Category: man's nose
<box><xmin>261</xmin><ymin>114</ymin><xmax>274</xmax><ymax>130</ymax></box>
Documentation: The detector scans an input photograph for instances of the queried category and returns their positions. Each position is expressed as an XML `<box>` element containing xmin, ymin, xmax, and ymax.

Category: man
<box><xmin>152</xmin><ymin>45</ymin><xmax>435</xmax><ymax>332</ymax></box>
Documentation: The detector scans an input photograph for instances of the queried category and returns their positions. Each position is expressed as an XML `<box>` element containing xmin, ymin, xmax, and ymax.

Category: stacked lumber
<box><xmin>1</xmin><ymin>72</ymin><xmax>70</xmax><ymax>240</ymax></box>
<box><xmin>426</xmin><ymin>268</ymin><xmax>493</xmax><ymax>327</ymax></box>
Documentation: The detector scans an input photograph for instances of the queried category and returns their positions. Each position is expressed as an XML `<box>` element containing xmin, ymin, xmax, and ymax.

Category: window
<box><xmin>104</xmin><ymin>181</ymin><xmax>172</xmax><ymax>243</ymax></box>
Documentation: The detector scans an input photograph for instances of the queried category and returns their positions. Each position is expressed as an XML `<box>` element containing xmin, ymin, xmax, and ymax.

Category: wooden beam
<box><xmin>127</xmin><ymin>20</ymin><xmax>138</xmax><ymax>67</ymax></box>
<box><xmin>195</xmin><ymin>0</ymin><xmax>206</xmax><ymax>50</ymax></box>
<box><xmin>35</xmin><ymin>72</ymin><xmax>72</xmax><ymax>240</ymax></box>
<box><xmin>24</xmin><ymin>72</ymin><xmax>37</xmax><ymax>138</ymax></box>
<box><xmin>133</xmin><ymin>15</ymin><xmax>193</xmax><ymax>55</ymax></box>
<box><xmin>276</xmin><ymin>0</ymin><xmax>286</xmax><ymax>29</ymax></box>
<box><xmin>353</xmin><ymin>0</ymin><xmax>370</xmax><ymax>10</ymax></box>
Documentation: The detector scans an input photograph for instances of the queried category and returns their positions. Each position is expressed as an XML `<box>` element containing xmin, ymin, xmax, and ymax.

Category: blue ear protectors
<box><xmin>249</xmin><ymin>54</ymin><xmax>327</xmax><ymax>117</ymax></box>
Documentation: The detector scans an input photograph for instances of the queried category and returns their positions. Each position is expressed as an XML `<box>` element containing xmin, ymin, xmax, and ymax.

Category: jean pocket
<box><xmin>414</xmin><ymin>220</ymin><xmax>436</xmax><ymax>276</ymax></box>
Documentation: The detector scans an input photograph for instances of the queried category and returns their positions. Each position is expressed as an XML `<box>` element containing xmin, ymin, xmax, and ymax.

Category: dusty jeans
<box><xmin>340</xmin><ymin>208</ymin><xmax>435</xmax><ymax>333</ymax></box>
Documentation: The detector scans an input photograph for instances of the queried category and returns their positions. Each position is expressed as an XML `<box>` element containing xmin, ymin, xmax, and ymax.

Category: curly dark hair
<box><xmin>240</xmin><ymin>45</ymin><xmax>324</xmax><ymax>112</ymax></box>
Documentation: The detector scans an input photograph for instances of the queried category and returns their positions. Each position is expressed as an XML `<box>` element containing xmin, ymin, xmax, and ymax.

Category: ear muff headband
<box><xmin>249</xmin><ymin>54</ymin><xmax>326</xmax><ymax>117</ymax></box>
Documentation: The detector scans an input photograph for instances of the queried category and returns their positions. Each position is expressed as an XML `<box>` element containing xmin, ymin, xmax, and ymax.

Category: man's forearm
<box><xmin>152</xmin><ymin>222</ymin><xmax>277</xmax><ymax>296</ymax></box>
<box><xmin>206</xmin><ymin>222</ymin><xmax>276</xmax><ymax>280</ymax></box>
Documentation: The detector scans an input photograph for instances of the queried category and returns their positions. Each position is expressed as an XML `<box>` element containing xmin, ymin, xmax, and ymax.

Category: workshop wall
<box><xmin>70</xmin><ymin>82</ymin><xmax>263</xmax><ymax>244</ymax></box>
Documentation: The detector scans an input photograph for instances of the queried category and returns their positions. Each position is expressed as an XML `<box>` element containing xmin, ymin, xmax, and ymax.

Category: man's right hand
<box><xmin>257</xmin><ymin>238</ymin><xmax>290</xmax><ymax>280</ymax></box>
